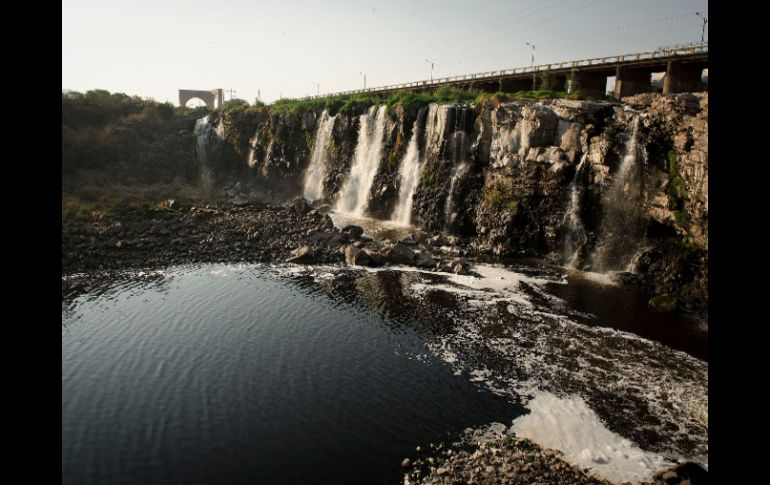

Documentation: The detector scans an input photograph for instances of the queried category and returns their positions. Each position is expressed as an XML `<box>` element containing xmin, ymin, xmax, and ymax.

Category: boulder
<box><xmin>652</xmin><ymin>462</ymin><xmax>708</xmax><ymax>485</ymax></box>
<box><xmin>384</xmin><ymin>244</ymin><xmax>415</xmax><ymax>265</ymax></box>
<box><xmin>450</xmin><ymin>258</ymin><xmax>470</xmax><ymax>275</ymax></box>
<box><xmin>649</xmin><ymin>294</ymin><xmax>678</xmax><ymax>313</ymax></box>
<box><xmin>429</xmin><ymin>234</ymin><xmax>449</xmax><ymax>247</ymax></box>
<box><xmin>344</xmin><ymin>245</ymin><xmax>370</xmax><ymax>266</ymax></box>
<box><xmin>327</xmin><ymin>233</ymin><xmax>349</xmax><ymax>247</ymax></box>
<box><xmin>414</xmin><ymin>251</ymin><xmax>436</xmax><ymax>268</ymax></box>
<box><xmin>363</xmin><ymin>248</ymin><xmax>385</xmax><ymax>267</ymax></box>
<box><xmin>341</xmin><ymin>225</ymin><xmax>364</xmax><ymax>239</ymax></box>
<box><xmin>286</xmin><ymin>245</ymin><xmax>315</xmax><ymax>263</ymax></box>
<box><xmin>291</xmin><ymin>197</ymin><xmax>311</xmax><ymax>215</ymax></box>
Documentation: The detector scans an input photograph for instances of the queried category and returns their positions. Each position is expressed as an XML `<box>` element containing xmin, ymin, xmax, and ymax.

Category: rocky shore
<box><xmin>61</xmin><ymin>197</ymin><xmax>474</xmax><ymax>275</ymax></box>
<box><xmin>402</xmin><ymin>424</ymin><xmax>706</xmax><ymax>485</ymax></box>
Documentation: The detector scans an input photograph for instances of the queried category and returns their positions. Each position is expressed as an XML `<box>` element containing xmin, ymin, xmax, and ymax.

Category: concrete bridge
<box><xmin>179</xmin><ymin>89</ymin><xmax>224</xmax><ymax>109</ymax></box>
<box><xmin>307</xmin><ymin>44</ymin><xmax>707</xmax><ymax>100</ymax></box>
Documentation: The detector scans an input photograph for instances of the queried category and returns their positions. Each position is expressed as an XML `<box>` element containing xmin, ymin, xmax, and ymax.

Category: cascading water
<box><xmin>335</xmin><ymin>105</ymin><xmax>388</xmax><ymax>216</ymax></box>
<box><xmin>303</xmin><ymin>111</ymin><xmax>337</xmax><ymax>202</ymax></box>
<box><xmin>194</xmin><ymin>116</ymin><xmax>213</xmax><ymax>167</ymax></box>
<box><xmin>444</xmin><ymin>160</ymin><xmax>468</xmax><ymax>231</ymax></box>
<box><xmin>246</xmin><ymin>131</ymin><xmax>259</xmax><ymax>168</ymax></box>
<box><xmin>562</xmin><ymin>155</ymin><xmax>589</xmax><ymax>268</ymax></box>
<box><xmin>443</xmin><ymin>107</ymin><xmax>473</xmax><ymax>232</ymax></box>
<box><xmin>589</xmin><ymin>114</ymin><xmax>647</xmax><ymax>272</ymax></box>
<box><xmin>390</xmin><ymin>119</ymin><xmax>422</xmax><ymax>226</ymax></box>
<box><xmin>194</xmin><ymin>116</ymin><xmax>217</xmax><ymax>191</ymax></box>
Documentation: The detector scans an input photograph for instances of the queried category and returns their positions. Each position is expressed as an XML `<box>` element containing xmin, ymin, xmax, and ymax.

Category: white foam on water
<box><xmin>510</xmin><ymin>390</ymin><xmax>673</xmax><ymax>483</ymax></box>
<box><xmin>567</xmin><ymin>269</ymin><xmax>620</xmax><ymax>287</ymax></box>
<box><xmin>253</xmin><ymin>262</ymin><xmax>709</xmax><ymax>479</ymax></box>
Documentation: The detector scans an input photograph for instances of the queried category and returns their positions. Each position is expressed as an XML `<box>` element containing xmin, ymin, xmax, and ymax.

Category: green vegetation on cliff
<box><xmin>62</xmin><ymin>90</ymin><xmax>204</xmax><ymax>199</ymax></box>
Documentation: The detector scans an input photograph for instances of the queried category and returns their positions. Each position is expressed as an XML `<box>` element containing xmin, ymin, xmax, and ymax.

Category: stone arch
<box><xmin>179</xmin><ymin>89</ymin><xmax>224</xmax><ymax>110</ymax></box>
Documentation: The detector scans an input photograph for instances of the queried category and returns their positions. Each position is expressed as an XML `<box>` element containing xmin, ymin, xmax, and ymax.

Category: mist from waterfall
<box><xmin>335</xmin><ymin>105</ymin><xmax>388</xmax><ymax>216</ymax></box>
<box><xmin>390</xmin><ymin>119</ymin><xmax>422</xmax><ymax>226</ymax></box>
<box><xmin>589</xmin><ymin>114</ymin><xmax>647</xmax><ymax>272</ymax></box>
<box><xmin>303</xmin><ymin>111</ymin><xmax>337</xmax><ymax>202</ymax></box>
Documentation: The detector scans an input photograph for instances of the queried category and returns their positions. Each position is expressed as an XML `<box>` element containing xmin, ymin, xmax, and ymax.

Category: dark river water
<box><xmin>62</xmin><ymin>261</ymin><xmax>708</xmax><ymax>484</ymax></box>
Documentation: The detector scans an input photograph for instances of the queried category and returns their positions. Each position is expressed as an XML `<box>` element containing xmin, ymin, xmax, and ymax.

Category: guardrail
<box><xmin>299</xmin><ymin>43</ymin><xmax>708</xmax><ymax>100</ymax></box>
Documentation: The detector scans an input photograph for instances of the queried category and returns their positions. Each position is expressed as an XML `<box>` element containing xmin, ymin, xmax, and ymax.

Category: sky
<box><xmin>62</xmin><ymin>0</ymin><xmax>708</xmax><ymax>105</ymax></box>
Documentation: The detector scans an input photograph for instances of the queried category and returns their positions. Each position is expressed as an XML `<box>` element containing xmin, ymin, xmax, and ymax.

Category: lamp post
<box><xmin>526</xmin><ymin>43</ymin><xmax>536</xmax><ymax>90</ymax></box>
<box><xmin>695</xmin><ymin>12</ymin><xmax>708</xmax><ymax>43</ymax></box>
<box><xmin>425</xmin><ymin>59</ymin><xmax>434</xmax><ymax>82</ymax></box>
<box><xmin>314</xmin><ymin>82</ymin><xmax>319</xmax><ymax>96</ymax></box>
<box><xmin>359</xmin><ymin>72</ymin><xmax>366</xmax><ymax>90</ymax></box>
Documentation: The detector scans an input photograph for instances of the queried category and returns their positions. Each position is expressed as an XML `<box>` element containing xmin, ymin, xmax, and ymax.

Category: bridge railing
<box><xmin>299</xmin><ymin>43</ymin><xmax>707</xmax><ymax>99</ymax></box>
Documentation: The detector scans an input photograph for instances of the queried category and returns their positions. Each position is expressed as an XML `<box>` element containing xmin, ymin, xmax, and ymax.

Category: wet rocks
<box><xmin>344</xmin><ymin>245</ymin><xmax>370</xmax><ymax>266</ymax></box>
<box><xmin>341</xmin><ymin>225</ymin><xmax>364</xmax><ymax>239</ymax></box>
<box><xmin>649</xmin><ymin>294</ymin><xmax>678</xmax><ymax>313</ymax></box>
<box><xmin>363</xmin><ymin>248</ymin><xmax>385</xmax><ymax>266</ymax></box>
<box><xmin>286</xmin><ymin>245</ymin><xmax>315</xmax><ymax>263</ymax></box>
<box><xmin>405</xmin><ymin>425</ymin><xmax>613</xmax><ymax>485</ymax></box>
<box><xmin>292</xmin><ymin>196</ymin><xmax>311</xmax><ymax>215</ymax></box>
<box><xmin>384</xmin><ymin>244</ymin><xmax>415</xmax><ymax>265</ymax></box>
<box><xmin>413</xmin><ymin>251</ymin><xmax>436</xmax><ymax>268</ymax></box>
<box><xmin>651</xmin><ymin>462</ymin><xmax>708</xmax><ymax>485</ymax></box>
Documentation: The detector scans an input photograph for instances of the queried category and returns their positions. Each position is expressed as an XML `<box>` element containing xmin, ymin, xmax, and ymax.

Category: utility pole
<box><xmin>314</xmin><ymin>82</ymin><xmax>320</xmax><ymax>96</ymax></box>
<box><xmin>526</xmin><ymin>43</ymin><xmax>536</xmax><ymax>90</ymax></box>
<box><xmin>425</xmin><ymin>59</ymin><xmax>434</xmax><ymax>82</ymax></box>
<box><xmin>695</xmin><ymin>12</ymin><xmax>708</xmax><ymax>43</ymax></box>
<box><xmin>359</xmin><ymin>72</ymin><xmax>366</xmax><ymax>90</ymax></box>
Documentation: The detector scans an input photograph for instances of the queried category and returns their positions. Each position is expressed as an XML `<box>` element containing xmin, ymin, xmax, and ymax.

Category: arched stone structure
<box><xmin>179</xmin><ymin>89</ymin><xmax>224</xmax><ymax>109</ymax></box>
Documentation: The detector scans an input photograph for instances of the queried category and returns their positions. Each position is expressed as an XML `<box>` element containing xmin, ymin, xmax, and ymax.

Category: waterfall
<box><xmin>444</xmin><ymin>160</ymin><xmax>469</xmax><ymax>231</ymax></box>
<box><xmin>194</xmin><ymin>116</ymin><xmax>212</xmax><ymax>167</ymax></box>
<box><xmin>589</xmin><ymin>114</ymin><xmax>646</xmax><ymax>272</ymax></box>
<box><xmin>246</xmin><ymin>130</ymin><xmax>259</xmax><ymax>168</ymax></box>
<box><xmin>390</xmin><ymin>119</ymin><xmax>422</xmax><ymax>225</ymax></box>
<box><xmin>562</xmin><ymin>155</ymin><xmax>589</xmax><ymax>268</ymax></box>
<box><xmin>335</xmin><ymin>105</ymin><xmax>388</xmax><ymax>216</ymax></box>
<box><xmin>303</xmin><ymin>110</ymin><xmax>337</xmax><ymax>202</ymax></box>
<box><xmin>194</xmin><ymin>116</ymin><xmax>218</xmax><ymax>191</ymax></box>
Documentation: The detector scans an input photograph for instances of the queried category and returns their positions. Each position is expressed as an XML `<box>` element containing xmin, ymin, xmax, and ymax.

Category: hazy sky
<box><xmin>62</xmin><ymin>0</ymin><xmax>708</xmax><ymax>105</ymax></box>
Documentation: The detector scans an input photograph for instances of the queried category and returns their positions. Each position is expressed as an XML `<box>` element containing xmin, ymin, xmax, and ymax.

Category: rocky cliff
<box><xmin>193</xmin><ymin>93</ymin><xmax>709</xmax><ymax>315</ymax></box>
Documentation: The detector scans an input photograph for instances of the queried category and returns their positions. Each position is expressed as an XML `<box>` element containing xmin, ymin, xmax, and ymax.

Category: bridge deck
<box><xmin>302</xmin><ymin>44</ymin><xmax>707</xmax><ymax>99</ymax></box>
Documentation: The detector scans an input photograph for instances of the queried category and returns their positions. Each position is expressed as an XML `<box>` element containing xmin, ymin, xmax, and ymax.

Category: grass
<box><xmin>667</xmin><ymin>149</ymin><xmax>687</xmax><ymax>213</ymax></box>
<box><xmin>62</xmin><ymin>183</ymin><xmax>208</xmax><ymax>220</ymax></box>
<box><xmin>266</xmin><ymin>85</ymin><xmax>590</xmax><ymax>116</ymax></box>
<box><xmin>485</xmin><ymin>189</ymin><xmax>519</xmax><ymax>211</ymax></box>
<box><xmin>420</xmin><ymin>169</ymin><xmax>437</xmax><ymax>185</ymax></box>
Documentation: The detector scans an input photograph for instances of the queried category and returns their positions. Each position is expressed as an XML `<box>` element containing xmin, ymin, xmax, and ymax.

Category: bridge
<box><xmin>305</xmin><ymin>44</ymin><xmax>708</xmax><ymax>100</ymax></box>
<box><xmin>179</xmin><ymin>89</ymin><xmax>224</xmax><ymax>109</ymax></box>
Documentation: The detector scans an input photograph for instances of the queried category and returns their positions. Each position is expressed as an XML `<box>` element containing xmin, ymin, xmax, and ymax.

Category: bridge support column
<box><xmin>569</xmin><ymin>70</ymin><xmax>607</xmax><ymax>98</ymax></box>
<box><xmin>614</xmin><ymin>66</ymin><xmax>651</xmax><ymax>98</ymax></box>
<box><xmin>499</xmin><ymin>78</ymin><xmax>532</xmax><ymax>92</ymax></box>
<box><xmin>663</xmin><ymin>62</ymin><xmax>704</xmax><ymax>94</ymax></box>
<box><xmin>476</xmin><ymin>81</ymin><xmax>499</xmax><ymax>93</ymax></box>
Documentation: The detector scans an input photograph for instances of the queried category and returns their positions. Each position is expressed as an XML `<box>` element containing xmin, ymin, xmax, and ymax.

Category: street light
<box><xmin>425</xmin><ymin>59</ymin><xmax>434</xmax><ymax>82</ymax></box>
<box><xmin>314</xmin><ymin>82</ymin><xmax>320</xmax><ymax>96</ymax></box>
<box><xmin>359</xmin><ymin>72</ymin><xmax>366</xmax><ymax>90</ymax></box>
<box><xmin>695</xmin><ymin>12</ymin><xmax>708</xmax><ymax>43</ymax></box>
<box><xmin>526</xmin><ymin>42</ymin><xmax>535</xmax><ymax>66</ymax></box>
<box><xmin>526</xmin><ymin>43</ymin><xmax>536</xmax><ymax>90</ymax></box>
